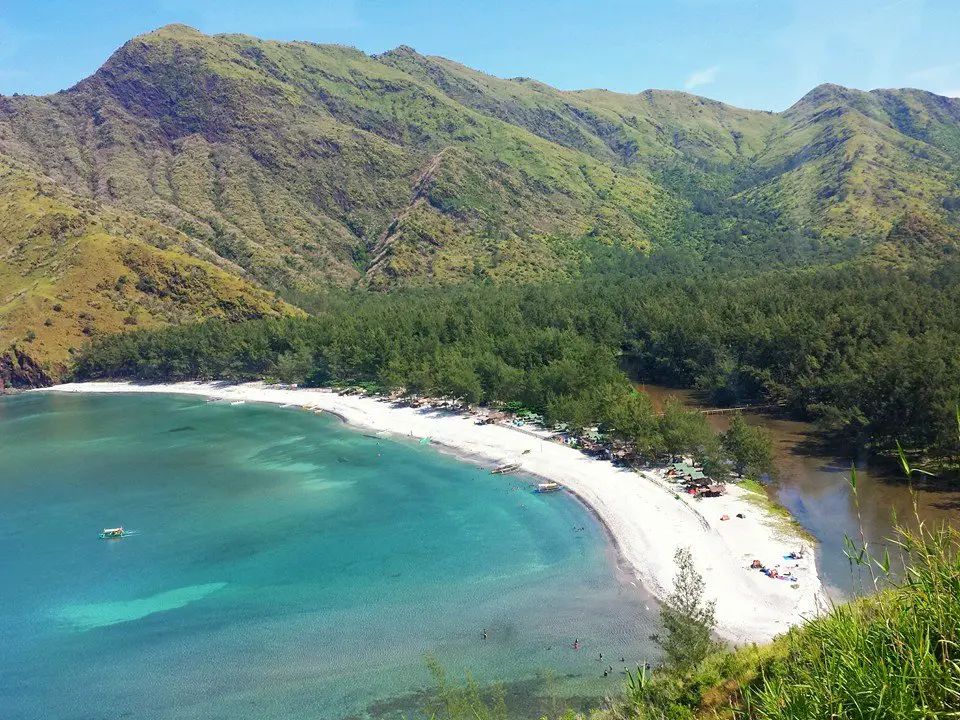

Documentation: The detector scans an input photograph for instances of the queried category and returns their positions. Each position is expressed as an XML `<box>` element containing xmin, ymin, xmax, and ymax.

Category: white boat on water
<box><xmin>98</xmin><ymin>527</ymin><xmax>128</xmax><ymax>539</ymax></box>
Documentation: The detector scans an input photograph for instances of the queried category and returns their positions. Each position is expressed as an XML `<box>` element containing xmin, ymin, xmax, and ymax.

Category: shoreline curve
<box><xmin>37</xmin><ymin>380</ymin><xmax>826</xmax><ymax>644</ymax></box>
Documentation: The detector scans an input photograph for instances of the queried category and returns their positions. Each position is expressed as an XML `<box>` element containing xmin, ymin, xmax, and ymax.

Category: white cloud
<box><xmin>684</xmin><ymin>65</ymin><xmax>720</xmax><ymax>90</ymax></box>
<box><xmin>941</xmin><ymin>89</ymin><xmax>960</xmax><ymax>98</ymax></box>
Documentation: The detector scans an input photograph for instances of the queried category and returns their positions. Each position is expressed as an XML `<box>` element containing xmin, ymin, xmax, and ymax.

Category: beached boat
<box><xmin>491</xmin><ymin>462</ymin><xmax>521</xmax><ymax>475</ymax></box>
<box><xmin>534</xmin><ymin>481</ymin><xmax>562</xmax><ymax>493</ymax></box>
<box><xmin>98</xmin><ymin>527</ymin><xmax>127</xmax><ymax>539</ymax></box>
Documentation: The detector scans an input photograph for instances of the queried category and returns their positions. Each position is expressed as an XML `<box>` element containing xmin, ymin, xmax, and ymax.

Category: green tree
<box><xmin>652</xmin><ymin>547</ymin><xmax>718</xmax><ymax>673</ymax></box>
<box><xmin>658</xmin><ymin>400</ymin><xmax>715</xmax><ymax>458</ymax></box>
<box><xmin>271</xmin><ymin>347</ymin><xmax>313</xmax><ymax>384</ymax></box>
<box><xmin>604</xmin><ymin>389</ymin><xmax>662</xmax><ymax>454</ymax></box>
<box><xmin>721</xmin><ymin>413</ymin><xmax>773</xmax><ymax>476</ymax></box>
<box><xmin>433</xmin><ymin>349</ymin><xmax>483</xmax><ymax>404</ymax></box>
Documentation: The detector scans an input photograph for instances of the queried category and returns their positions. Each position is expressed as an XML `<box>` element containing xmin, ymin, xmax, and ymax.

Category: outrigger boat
<box><xmin>534</xmin><ymin>482</ymin><xmax>562</xmax><ymax>494</ymax></box>
<box><xmin>491</xmin><ymin>462</ymin><xmax>521</xmax><ymax>475</ymax></box>
<box><xmin>98</xmin><ymin>527</ymin><xmax>127</xmax><ymax>539</ymax></box>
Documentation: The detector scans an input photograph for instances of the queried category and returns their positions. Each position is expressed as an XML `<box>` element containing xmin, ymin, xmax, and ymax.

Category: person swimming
<box><xmin>482</xmin><ymin>628</ymin><xmax>488</xmax><ymax>640</ymax></box>
<box><xmin>572</xmin><ymin>638</ymin><xmax>581</xmax><ymax>650</ymax></box>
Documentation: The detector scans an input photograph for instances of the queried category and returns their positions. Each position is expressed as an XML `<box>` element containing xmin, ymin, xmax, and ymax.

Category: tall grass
<box><xmin>741</xmin><ymin>449</ymin><xmax>960</xmax><ymax>718</ymax></box>
<box><xmin>743</xmin><ymin>523</ymin><xmax>960</xmax><ymax>717</ymax></box>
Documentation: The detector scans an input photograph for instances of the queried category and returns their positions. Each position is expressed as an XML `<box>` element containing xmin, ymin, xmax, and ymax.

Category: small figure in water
<box><xmin>599</xmin><ymin>652</ymin><xmax>603</xmax><ymax>661</ymax></box>
<box><xmin>482</xmin><ymin>628</ymin><xmax>488</xmax><ymax>640</ymax></box>
<box><xmin>572</xmin><ymin>638</ymin><xmax>581</xmax><ymax>650</ymax></box>
<box><xmin>620</xmin><ymin>656</ymin><xmax>625</xmax><ymax>663</ymax></box>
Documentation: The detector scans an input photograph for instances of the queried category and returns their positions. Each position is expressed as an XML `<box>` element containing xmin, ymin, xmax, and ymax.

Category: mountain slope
<box><xmin>0</xmin><ymin>25</ymin><xmax>958</xmax><ymax>297</ymax></box>
<box><xmin>0</xmin><ymin>25</ymin><xmax>681</xmax><ymax>291</ymax></box>
<box><xmin>0</xmin><ymin>156</ymin><xmax>291</xmax><ymax>386</ymax></box>
<box><xmin>741</xmin><ymin>84</ymin><xmax>960</xmax><ymax>240</ymax></box>
<box><xmin>375</xmin><ymin>50</ymin><xmax>960</xmax><ymax>242</ymax></box>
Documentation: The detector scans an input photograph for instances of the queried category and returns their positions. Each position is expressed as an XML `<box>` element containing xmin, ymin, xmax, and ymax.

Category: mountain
<box><xmin>0</xmin><ymin>156</ymin><xmax>291</xmax><ymax>385</ymax></box>
<box><xmin>0</xmin><ymin>25</ymin><xmax>681</xmax><ymax>292</ymax></box>
<box><xmin>1</xmin><ymin>25</ymin><xmax>959</xmax><ymax>382</ymax></box>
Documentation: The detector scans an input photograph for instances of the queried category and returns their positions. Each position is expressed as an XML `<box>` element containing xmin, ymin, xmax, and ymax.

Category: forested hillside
<box><xmin>73</xmin><ymin>245</ymin><xmax>960</xmax><ymax>462</ymax></box>
<box><xmin>2</xmin><ymin>24</ymin><xmax>960</xmax><ymax>395</ymax></box>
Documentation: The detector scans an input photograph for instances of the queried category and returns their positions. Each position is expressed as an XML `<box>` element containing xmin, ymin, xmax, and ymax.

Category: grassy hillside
<box><xmin>1</xmin><ymin>25</ymin><xmax>958</xmax><ymax>295</ymax></box>
<box><xmin>0</xmin><ymin>157</ymin><xmax>291</xmax><ymax>385</ymax></box>
<box><xmin>0</xmin><ymin>25</ymin><xmax>680</xmax><ymax>291</ymax></box>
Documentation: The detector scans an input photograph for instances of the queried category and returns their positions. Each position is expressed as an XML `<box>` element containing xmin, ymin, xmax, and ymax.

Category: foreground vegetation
<box><xmin>619</xmin><ymin>453</ymin><xmax>960</xmax><ymax>720</ymax></box>
<box><xmin>73</xmin><ymin>246</ymin><xmax>960</xmax><ymax>463</ymax></box>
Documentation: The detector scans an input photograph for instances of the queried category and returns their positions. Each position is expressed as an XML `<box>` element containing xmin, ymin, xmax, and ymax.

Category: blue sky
<box><xmin>1</xmin><ymin>0</ymin><xmax>958</xmax><ymax>110</ymax></box>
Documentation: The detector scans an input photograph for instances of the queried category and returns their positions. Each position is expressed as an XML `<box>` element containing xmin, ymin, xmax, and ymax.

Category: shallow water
<box><xmin>0</xmin><ymin>393</ymin><xmax>657</xmax><ymax>720</ymax></box>
<box><xmin>640</xmin><ymin>385</ymin><xmax>960</xmax><ymax>597</ymax></box>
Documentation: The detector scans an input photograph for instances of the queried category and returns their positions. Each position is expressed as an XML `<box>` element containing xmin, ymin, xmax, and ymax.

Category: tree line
<box><xmin>71</xmin><ymin>245</ymin><xmax>960</xmax><ymax>463</ymax></box>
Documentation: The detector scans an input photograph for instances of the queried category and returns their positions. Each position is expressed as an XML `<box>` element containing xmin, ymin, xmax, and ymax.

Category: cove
<box><xmin>0</xmin><ymin>392</ymin><xmax>657</xmax><ymax>720</ymax></box>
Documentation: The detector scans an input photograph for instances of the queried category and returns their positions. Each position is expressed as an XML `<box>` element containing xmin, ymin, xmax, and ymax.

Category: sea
<box><xmin>0</xmin><ymin>392</ymin><xmax>657</xmax><ymax>720</ymax></box>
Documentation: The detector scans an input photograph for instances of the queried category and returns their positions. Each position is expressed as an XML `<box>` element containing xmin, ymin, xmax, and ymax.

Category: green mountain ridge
<box><xmin>0</xmin><ymin>24</ymin><xmax>959</xmax><ymax>381</ymax></box>
<box><xmin>1</xmin><ymin>25</ymin><xmax>958</xmax><ymax>290</ymax></box>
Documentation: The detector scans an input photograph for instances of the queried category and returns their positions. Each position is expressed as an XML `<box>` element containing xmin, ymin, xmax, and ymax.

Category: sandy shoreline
<box><xmin>41</xmin><ymin>381</ymin><xmax>826</xmax><ymax>644</ymax></box>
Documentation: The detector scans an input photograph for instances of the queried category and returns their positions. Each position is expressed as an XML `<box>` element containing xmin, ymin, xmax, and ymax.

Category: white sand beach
<box><xmin>44</xmin><ymin>381</ymin><xmax>826</xmax><ymax>644</ymax></box>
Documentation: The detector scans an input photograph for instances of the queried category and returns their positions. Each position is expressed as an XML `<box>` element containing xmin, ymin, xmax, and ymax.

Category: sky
<box><xmin>1</xmin><ymin>0</ymin><xmax>959</xmax><ymax>111</ymax></box>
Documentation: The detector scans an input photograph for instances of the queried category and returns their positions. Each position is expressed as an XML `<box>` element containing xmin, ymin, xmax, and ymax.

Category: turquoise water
<box><xmin>0</xmin><ymin>393</ymin><xmax>657</xmax><ymax>719</ymax></box>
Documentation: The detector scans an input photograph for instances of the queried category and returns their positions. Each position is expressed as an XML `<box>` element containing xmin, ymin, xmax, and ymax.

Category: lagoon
<box><xmin>0</xmin><ymin>393</ymin><xmax>656</xmax><ymax>719</ymax></box>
